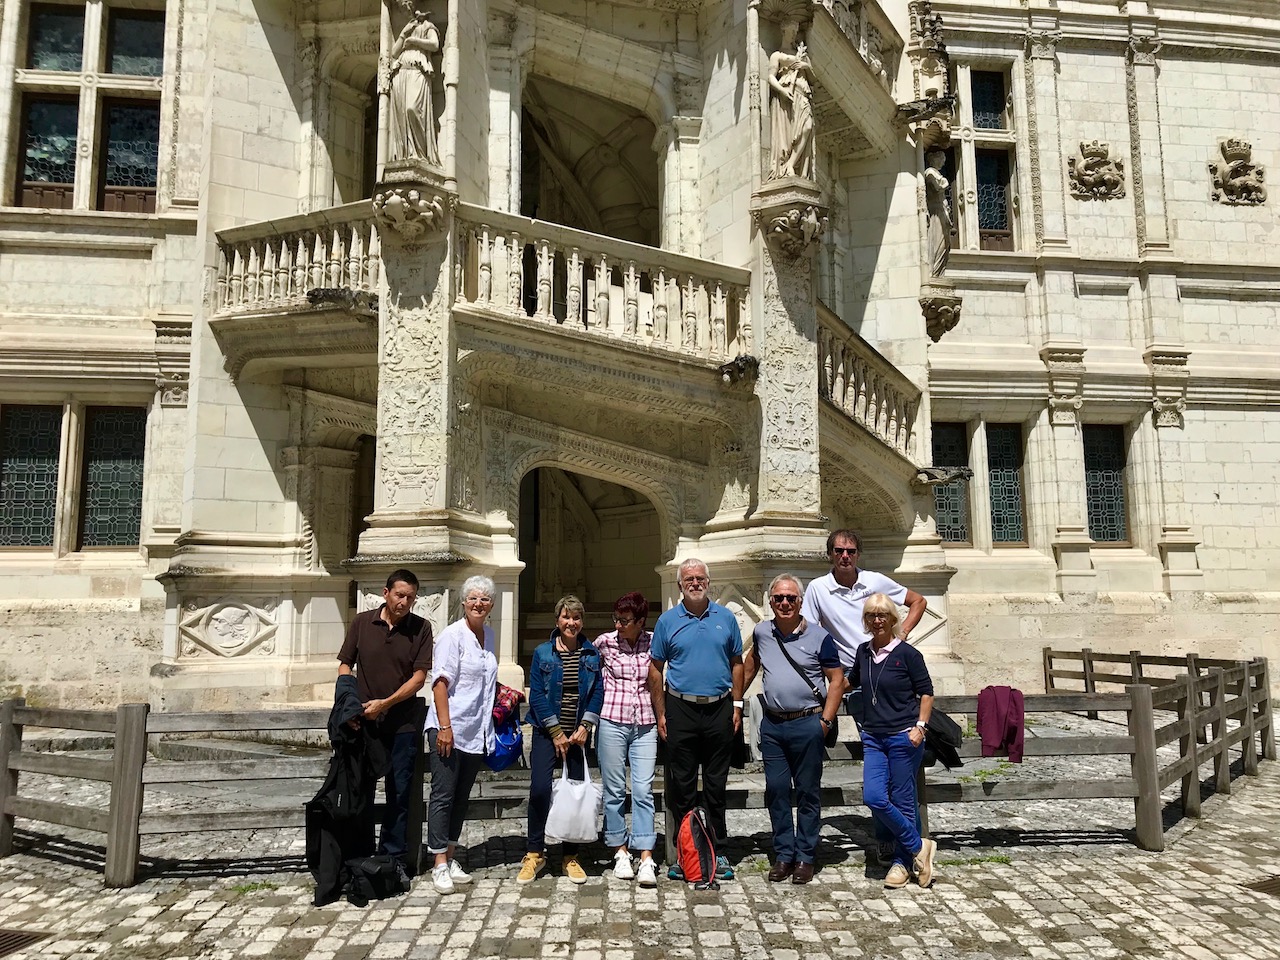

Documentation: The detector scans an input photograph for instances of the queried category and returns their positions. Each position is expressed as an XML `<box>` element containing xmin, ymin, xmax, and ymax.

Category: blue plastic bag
<box><xmin>485</xmin><ymin>715</ymin><xmax>523</xmax><ymax>771</ymax></box>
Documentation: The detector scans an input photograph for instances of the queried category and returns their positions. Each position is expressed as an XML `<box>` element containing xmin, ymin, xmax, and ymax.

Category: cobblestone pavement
<box><xmin>2</xmin><ymin>722</ymin><xmax>1279</xmax><ymax>960</ymax></box>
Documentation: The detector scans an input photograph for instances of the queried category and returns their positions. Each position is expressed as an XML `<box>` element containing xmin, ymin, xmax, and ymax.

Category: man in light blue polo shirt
<box><xmin>648</xmin><ymin>558</ymin><xmax>744</xmax><ymax>880</ymax></box>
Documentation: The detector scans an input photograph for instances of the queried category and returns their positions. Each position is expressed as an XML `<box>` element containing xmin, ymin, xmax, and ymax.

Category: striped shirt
<box><xmin>594</xmin><ymin>629</ymin><xmax>655</xmax><ymax>726</ymax></box>
<box><xmin>559</xmin><ymin>646</ymin><xmax>581</xmax><ymax>725</ymax></box>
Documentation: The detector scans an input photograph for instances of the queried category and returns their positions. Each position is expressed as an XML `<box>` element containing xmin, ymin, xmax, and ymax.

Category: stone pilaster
<box><xmin>1126</xmin><ymin>30</ymin><xmax>1170</xmax><ymax>252</ymax></box>
<box><xmin>1144</xmin><ymin>345</ymin><xmax>1203</xmax><ymax>594</ymax></box>
<box><xmin>1024</xmin><ymin>23</ymin><xmax>1069</xmax><ymax>248</ymax></box>
<box><xmin>1041</xmin><ymin>344</ymin><xmax>1096</xmax><ymax>596</ymax></box>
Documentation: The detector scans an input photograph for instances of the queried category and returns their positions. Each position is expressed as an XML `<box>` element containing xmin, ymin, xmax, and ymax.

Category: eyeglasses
<box><xmin>681</xmin><ymin>576</ymin><xmax>709</xmax><ymax>586</ymax></box>
<box><xmin>465</xmin><ymin>596</ymin><xmax>493</xmax><ymax>606</ymax></box>
<box><xmin>613</xmin><ymin>616</ymin><xmax>637</xmax><ymax>626</ymax></box>
<box><xmin>832</xmin><ymin>547</ymin><xmax>858</xmax><ymax>556</ymax></box>
<box><xmin>866</xmin><ymin>613</ymin><xmax>891</xmax><ymax>621</ymax></box>
<box><xmin>770</xmin><ymin>594</ymin><xmax>799</xmax><ymax>604</ymax></box>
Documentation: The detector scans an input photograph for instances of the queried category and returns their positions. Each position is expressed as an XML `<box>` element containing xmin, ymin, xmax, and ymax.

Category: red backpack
<box><xmin>676</xmin><ymin>807</ymin><xmax>720</xmax><ymax>890</ymax></box>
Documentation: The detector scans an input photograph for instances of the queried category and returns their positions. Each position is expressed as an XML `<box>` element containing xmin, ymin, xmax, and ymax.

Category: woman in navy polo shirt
<box><xmin>851</xmin><ymin>592</ymin><xmax>938</xmax><ymax>889</ymax></box>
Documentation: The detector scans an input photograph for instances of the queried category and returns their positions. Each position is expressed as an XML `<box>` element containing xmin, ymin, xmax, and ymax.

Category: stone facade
<box><xmin>1</xmin><ymin>0</ymin><xmax>1278</xmax><ymax>709</ymax></box>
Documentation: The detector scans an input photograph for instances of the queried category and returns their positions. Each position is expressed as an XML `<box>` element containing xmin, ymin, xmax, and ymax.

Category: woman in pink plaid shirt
<box><xmin>594</xmin><ymin>591</ymin><xmax>659</xmax><ymax>887</ymax></box>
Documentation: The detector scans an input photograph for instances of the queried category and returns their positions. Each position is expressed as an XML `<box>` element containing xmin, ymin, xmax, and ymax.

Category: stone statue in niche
<box><xmin>924</xmin><ymin>149</ymin><xmax>951</xmax><ymax>277</ymax></box>
<box><xmin>1209</xmin><ymin>138</ymin><xmax>1267</xmax><ymax>206</ymax></box>
<box><xmin>388</xmin><ymin>9</ymin><xmax>441</xmax><ymax>166</ymax></box>
<box><xmin>1068</xmin><ymin>140</ymin><xmax>1126</xmax><ymax>200</ymax></box>
<box><xmin>768</xmin><ymin>21</ymin><xmax>816</xmax><ymax>181</ymax></box>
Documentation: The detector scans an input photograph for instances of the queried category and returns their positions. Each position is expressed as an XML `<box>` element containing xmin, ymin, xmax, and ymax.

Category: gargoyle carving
<box><xmin>766</xmin><ymin>205</ymin><xmax>827</xmax><ymax>258</ymax></box>
<box><xmin>372</xmin><ymin>187</ymin><xmax>450</xmax><ymax>242</ymax></box>
<box><xmin>915</xmin><ymin>465</ymin><xmax>974</xmax><ymax>486</ymax></box>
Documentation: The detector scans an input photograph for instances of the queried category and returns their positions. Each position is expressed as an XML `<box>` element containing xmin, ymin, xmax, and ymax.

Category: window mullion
<box><xmin>56</xmin><ymin>401</ymin><xmax>83</xmax><ymax>557</ymax></box>
<box><xmin>71</xmin><ymin>1</ymin><xmax>106</xmax><ymax>209</ymax></box>
<box><xmin>0</xmin><ymin>0</ymin><xmax>25</xmax><ymax>205</ymax></box>
<box><xmin>970</xmin><ymin>422</ymin><xmax>994</xmax><ymax>552</ymax></box>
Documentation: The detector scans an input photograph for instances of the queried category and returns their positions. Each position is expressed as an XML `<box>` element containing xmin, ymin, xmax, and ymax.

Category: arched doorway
<box><xmin>516</xmin><ymin>467</ymin><xmax>663</xmax><ymax>672</ymax></box>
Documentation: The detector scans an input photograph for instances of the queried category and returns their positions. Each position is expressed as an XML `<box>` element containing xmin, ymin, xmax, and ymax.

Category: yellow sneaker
<box><xmin>563</xmin><ymin>855</ymin><xmax>587</xmax><ymax>884</ymax></box>
<box><xmin>517</xmin><ymin>852</ymin><xmax>546</xmax><ymax>883</ymax></box>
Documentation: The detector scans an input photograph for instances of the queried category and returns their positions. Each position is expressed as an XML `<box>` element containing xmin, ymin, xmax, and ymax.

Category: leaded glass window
<box><xmin>107</xmin><ymin>10</ymin><xmax>165</xmax><ymax>77</ymax></box>
<box><xmin>20</xmin><ymin>96</ymin><xmax>79</xmax><ymax>197</ymax></box>
<box><xmin>932</xmin><ymin>422</ymin><xmax>969</xmax><ymax>543</ymax></box>
<box><xmin>976</xmin><ymin>149</ymin><xmax>1013</xmax><ymax>250</ymax></box>
<box><xmin>987</xmin><ymin>423</ymin><xmax>1026</xmax><ymax>543</ymax></box>
<box><xmin>102</xmin><ymin>102</ymin><xmax>159</xmax><ymax>185</ymax></box>
<box><xmin>971</xmin><ymin>71</ymin><xmax>1007</xmax><ymax>130</ymax></box>
<box><xmin>79</xmin><ymin>407</ymin><xmax>146</xmax><ymax>548</ymax></box>
<box><xmin>27</xmin><ymin>4</ymin><xmax>84</xmax><ymax>71</ymax></box>
<box><xmin>1083</xmin><ymin>425</ymin><xmax>1128</xmax><ymax>543</ymax></box>
<box><xmin>0</xmin><ymin>405</ymin><xmax>63</xmax><ymax>547</ymax></box>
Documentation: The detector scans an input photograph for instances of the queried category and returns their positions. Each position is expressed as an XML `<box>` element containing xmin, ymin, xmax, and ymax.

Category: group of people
<box><xmin>335</xmin><ymin>528</ymin><xmax>939</xmax><ymax>897</ymax></box>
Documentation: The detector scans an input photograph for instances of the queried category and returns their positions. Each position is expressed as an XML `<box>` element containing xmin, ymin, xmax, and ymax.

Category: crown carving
<box><xmin>1220</xmin><ymin>138</ymin><xmax>1252</xmax><ymax>163</ymax></box>
<box><xmin>1080</xmin><ymin>140</ymin><xmax>1109</xmax><ymax>160</ymax></box>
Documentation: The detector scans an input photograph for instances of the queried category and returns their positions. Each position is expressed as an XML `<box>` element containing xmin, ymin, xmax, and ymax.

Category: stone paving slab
<box><xmin>1</xmin><ymin>722</ymin><xmax>1278</xmax><ymax>960</ymax></box>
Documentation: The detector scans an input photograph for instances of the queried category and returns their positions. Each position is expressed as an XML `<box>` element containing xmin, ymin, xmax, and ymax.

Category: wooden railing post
<box><xmin>1082</xmin><ymin>648</ymin><xmax>1098</xmax><ymax>719</ymax></box>
<box><xmin>1238</xmin><ymin>660</ymin><xmax>1259</xmax><ymax>777</ymax></box>
<box><xmin>1042</xmin><ymin>646</ymin><xmax>1053</xmax><ymax>693</ymax></box>
<box><xmin>105</xmin><ymin>703</ymin><xmax>149</xmax><ymax>887</ymax></box>
<box><xmin>1186</xmin><ymin>653</ymin><xmax>1205</xmax><ymax>743</ymax></box>
<box><xmin>1257</xmin><ymin>658</ymin><xmax>1277</xmax><ymax>762</ymax></box>
<box><xmin>1129</xmin><ymin>650</ymin><xmax>1144</xmax><ymax>684</ymax></box>
<box><xmin>1209</xmin><ymin>667</ymin><xmax>1231</xmax><ymax>796</ymax></box>
<box><xmin>1127</xmin><ymin>684</ymin><xmax>1164</xmax><ymax>851</ymax></box>
<box><xmin>1177</xmin><ymin>674</ymin><xmax>1201</xmax><ymax>817</ymax></box>
<box><xmin>0</xmin><ymin>698</ymin><xmax>25</xmax><ymax>857</ymax></box>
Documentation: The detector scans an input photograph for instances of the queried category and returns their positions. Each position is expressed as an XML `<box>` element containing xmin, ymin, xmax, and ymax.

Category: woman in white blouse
<box><xmin>425</xmin><ymin>575</ymin><xmax>499</xmax><ymax>894</ymax></box>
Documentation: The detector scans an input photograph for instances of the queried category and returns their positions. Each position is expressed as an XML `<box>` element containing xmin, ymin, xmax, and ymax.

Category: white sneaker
<box><xmin>448</xmin><ymin>859</ymin><xmax>472</xmax><ymax>885</ymax></box>
<box><xmin>613</xmin><ymin>849</ymin><xmax>635</xmax><ymax>880</ymax></box>
<box><xmin>636</xmin><ymin>858</ymin><xmax>657</xmax><ymax>888</ymax></box>
<box><xmin>431</xmin><ymin>862</ymin><xmax>454</xmax><ymax>894</ymax></box>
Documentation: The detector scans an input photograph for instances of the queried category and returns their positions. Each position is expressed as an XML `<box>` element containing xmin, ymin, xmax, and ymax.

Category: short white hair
<box><xmin>767</xmin><ymin>574</ymin><xmax>802</xmax><ymax>600</ymax></box>
<box><xmin>460</xmin><ymin>575</ymin><xmax>495</xmax><ymax>602</ymax></box>
<box><xmin>678</xmin><ymin>558</ymin><xmax>709</xmax><ymax>579</ymax></box>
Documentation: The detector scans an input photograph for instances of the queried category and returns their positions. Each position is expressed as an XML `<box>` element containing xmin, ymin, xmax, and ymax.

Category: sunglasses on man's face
<box><xmin>770</xmin><ymin>594</ymin><xmax>799</xmax><ymax>604</ymax></box>
<box><xmin>832</xmin><ymin>546</ymin><xmax>858</xmax><ymax>556</ymax></box>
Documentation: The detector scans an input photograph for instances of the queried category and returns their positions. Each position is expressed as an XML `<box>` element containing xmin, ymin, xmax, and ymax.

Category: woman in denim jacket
<box><xmin>517</xmin><ymin>594</ymin><xmax>604</xmax><ymax>884</ymax></box>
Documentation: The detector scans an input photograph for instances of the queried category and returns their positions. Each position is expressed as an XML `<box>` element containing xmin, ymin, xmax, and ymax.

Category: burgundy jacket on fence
<box><xmin>977</xmin><ymin>685</ymin><xmax>1025</xmax><ymax>763</ymax></box>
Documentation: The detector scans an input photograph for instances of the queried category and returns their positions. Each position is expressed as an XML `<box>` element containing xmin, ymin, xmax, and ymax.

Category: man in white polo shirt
<box><xmin>801</xmin><ymin>528</ymin><xmax>927</xmax><ymax>670</ymax></box>
<box><xmin>801</xmin><ymin>528</ymin><xmax>927</xmax><ymax>864</ymax></box>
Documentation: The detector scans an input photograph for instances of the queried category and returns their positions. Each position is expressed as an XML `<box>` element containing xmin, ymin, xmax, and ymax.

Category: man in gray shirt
<box><xmin>743</xmin><ymin>574</ymin><xmax>846</xmax><ymax>884</ymax></box>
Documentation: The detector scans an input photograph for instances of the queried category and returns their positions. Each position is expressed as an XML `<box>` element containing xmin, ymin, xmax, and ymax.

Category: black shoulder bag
<box><xmin>769</xmin><ymin>632</ymin><xmax>839</xmax><ymax>748</ymax></box>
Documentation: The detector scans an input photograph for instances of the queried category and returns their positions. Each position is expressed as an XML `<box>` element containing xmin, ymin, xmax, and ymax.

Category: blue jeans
<box><xmin>861</xmin><ymin>730</ymin><xmax>925</xmax><ymax>867</ymax></box>
<box><xmin>597</xmin><ymin>719</ymin><xmax>657</xmax><ymax>851</ymax></box>
<box><xmin>760</xmin><ymin>712</ymin><xmax>825</xmax><ymax>865</ymax></box>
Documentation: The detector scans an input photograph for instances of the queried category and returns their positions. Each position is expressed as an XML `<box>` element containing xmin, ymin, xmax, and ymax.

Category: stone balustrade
<box><xmin>817</xmin><ymin>302</ymin><xmax>920</xmax><ymax>459</ymax></box>
<box><xmin>213</xmin><ymin>201</ymin><xmax>380</xmax><ymax>315</ymax></box>
<box><xmin>455</xmin><ymin>204</ymin><xmax>752</xmax><ymax>363</ymax></box>
<box><xmin>817</xmin><ymin>0</ymin><xmax>902</xmax><ymax>93</ymax></box>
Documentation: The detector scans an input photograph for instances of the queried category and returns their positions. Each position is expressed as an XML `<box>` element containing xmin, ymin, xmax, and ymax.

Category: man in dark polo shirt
<box><xmin>337</xmin><ymin>568</ymin><xmax>432</xmax><ymax>866</ymax></box>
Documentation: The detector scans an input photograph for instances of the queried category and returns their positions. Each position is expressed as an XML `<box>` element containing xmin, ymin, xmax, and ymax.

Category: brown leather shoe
<box><xmin>767</xmin><ymin>860</ymin><xmax>794</xmax><ymax>882</ymax></box>
<box><xmin>791</xmin><ymin>862</ymin><xmax>815</xmax><ymax>884</ymax></box>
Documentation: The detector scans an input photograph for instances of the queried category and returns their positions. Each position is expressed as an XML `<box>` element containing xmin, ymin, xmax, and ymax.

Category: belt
<box><xmin>667</xmin><ymin>689</ymin><xmax>729</xmax><ymax>704</ymax></box>
<box><xmin>764</xmin><ymin>705</ymin><xmax>822</xmax><ymax>722</ymax></box>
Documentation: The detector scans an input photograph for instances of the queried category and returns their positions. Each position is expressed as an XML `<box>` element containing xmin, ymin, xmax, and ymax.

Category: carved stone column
<box><xmin>1126</xmin><ymin>31</ymin><xmax>1170</xmax><ymax>252</ymax></box>
<box><xmin>1041</xmin><ymin>343</ymin><xmax>1096</xmax><ymax>596</ymax></box>
<box><xmin>749</xmin><ymin>178</ymin><xmax>828</xmax><ymax>525</ymax></box>
<box><xmin>655</xmin><ymin>117</ymin><xmax>703</xmax><ymax>255</ymax></box>
<box><xmin>362</xmin><ymin>160</ymin><xmax>458</xmax><ymax>555</ymax></box>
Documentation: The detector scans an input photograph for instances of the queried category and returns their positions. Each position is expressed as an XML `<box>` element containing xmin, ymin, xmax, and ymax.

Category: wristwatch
<box><xmin>915</xmin><ymin>720</ymin><xmax>928</xmax><ymax>729</ymax></box>
<box><xmin>732</xmin><ymin>700</ymin><xmax>745</xmax><ymax>709</ymax></box>
<box><xmin>820</xmin><ymin>717</ymin><xmax>833</xmax><ymax>729</ymax></box>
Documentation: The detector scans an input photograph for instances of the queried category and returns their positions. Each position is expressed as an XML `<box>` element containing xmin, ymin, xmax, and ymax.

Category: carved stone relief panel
<box><xmin>1068</xmin><ymin>140</ymin><xmax>1126</xmax><ymax>200</ymax></box>
<box><xmin>758</xmin><ymin>256</ymin><xmax>822</xmax><ymax>512</ymax></box>
<box><xmin>179</xmin><ymin>598</ymin><xmax>278</xmax><ymax>658</ymax></box>
<box><xmin>357</xmin><ymin>586</ymin><xmax>448</xmax><ymax>636</ymax></box>
<box><xmin>1209</xmin><ymin>138</ymin><xmax>1266</xmax><ymax>206</ymax></box>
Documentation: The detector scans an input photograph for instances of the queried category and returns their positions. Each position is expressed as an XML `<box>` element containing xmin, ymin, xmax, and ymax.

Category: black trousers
<box><xmin>665</xmin><ymin>695</ymin><xmax>733</xmax><ymax>844</ymax></box>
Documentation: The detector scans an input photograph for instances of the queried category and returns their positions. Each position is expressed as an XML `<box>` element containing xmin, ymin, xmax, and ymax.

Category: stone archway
<box><xmin>515</xmin><ymin>467</ymin><xmax>663</xmax><ymax>670</ymax></box>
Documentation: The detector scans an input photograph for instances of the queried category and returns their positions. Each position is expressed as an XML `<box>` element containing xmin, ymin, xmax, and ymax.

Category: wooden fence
<box><xmin>1</xmin><ymin>652</ymin><xmax>1274</xmax><ymax>887</ymax></box>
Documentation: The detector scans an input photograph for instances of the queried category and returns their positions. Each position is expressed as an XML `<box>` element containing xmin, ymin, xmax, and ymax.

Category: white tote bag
<box><xmin>544</xmin><ymin>746</ymin><xmax>602</xmax><ymax>844</ymax></box>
